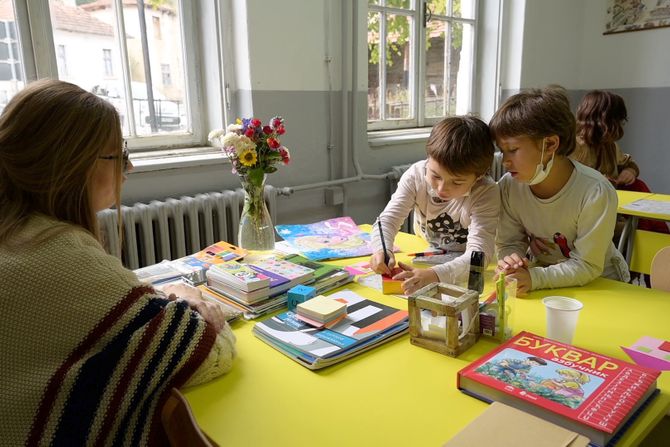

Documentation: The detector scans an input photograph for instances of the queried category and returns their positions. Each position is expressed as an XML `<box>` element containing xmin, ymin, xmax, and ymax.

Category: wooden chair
<box><xmin>161</xmin><ymin>388</ymin><xmax>219</xmax><ymax>447</ymax></box>
<box><xmin>650</xmin><ymin>246</ymin><xmax>670</xmax><ymax>292</ymax></box>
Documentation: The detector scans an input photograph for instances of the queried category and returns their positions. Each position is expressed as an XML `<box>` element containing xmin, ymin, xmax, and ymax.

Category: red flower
<box><xmin>271</xmin><ymin>117</ymin><xmax>282</xmax><ymax>128</ymax></box>
<box><xmin>267</xmin><ymin>137</ymin><xmax>280</xmax><ymax>149</ymax></box>
<box><xmin>244</xmin><ymin>128</ymin><xmax>255</xmax><ymax>138</ymax></box>
<box><xmin>250</xmin><ymin>118</ymin><xmax>261</xmax><ymax>127</ymax></box>
<box><xmin>276</xmin><ymin>126</ymin><xmax>286</xmax><ymax>135</ymax></box>
<box><xmin>263</xmin><ymin>125</ymin><xmax>272</xmax><ymax>135</ymax></box>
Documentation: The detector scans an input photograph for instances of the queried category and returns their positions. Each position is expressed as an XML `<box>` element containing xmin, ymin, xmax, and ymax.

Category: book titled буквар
<box><xmin>457</xmin><ymin>331</ymin><xmax>660</xmax><ymax>446</ymax></box>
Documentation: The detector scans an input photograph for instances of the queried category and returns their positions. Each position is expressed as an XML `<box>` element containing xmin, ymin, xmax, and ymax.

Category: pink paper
<box><xmin>621</xmin><ymin>336</ymin><xmax>670</xmax><ymax>371</ymax></box>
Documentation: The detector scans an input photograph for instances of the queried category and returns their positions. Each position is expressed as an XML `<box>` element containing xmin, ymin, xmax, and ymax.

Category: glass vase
<box><xmin>238</xmin><ymin>173</ymin><xmax>275</xmax><ymax>251</ymax></box>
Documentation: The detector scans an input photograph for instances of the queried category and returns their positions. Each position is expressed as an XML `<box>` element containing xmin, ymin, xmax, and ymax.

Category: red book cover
<box><xmin>457</xmin><ymin>332</ymin><xmax>660</xmax><ymax>445</ymax></box>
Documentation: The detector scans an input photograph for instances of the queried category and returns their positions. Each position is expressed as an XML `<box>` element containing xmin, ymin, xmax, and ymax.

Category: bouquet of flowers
<box><xmin>208</xmin><ymin>116</ymin><xmax>290</xmax><ymax>185</ymax></box>
<box><xmin>208</xmin><ymin>116</ymin><xmax>290</xmax><ymax>250</ymax></box>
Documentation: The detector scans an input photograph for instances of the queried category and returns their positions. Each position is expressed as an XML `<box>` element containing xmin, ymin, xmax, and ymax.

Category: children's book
<box><xmin>249</xmin><ymin>258</ymin><xmax>314</xmax><ymax>288</ymax></box>
<box><xmin>253</xmin><ymin>289</ymin><xmax>409</xmax><ymax>369</ymax></box>
<box><xmin>457</xmin><ymin>331</ymin><xmax>660</xmax><ymax>447</ymax></box>
<box><xmin>280</xmin><ymin>254</ymin><xmax>353</xmax><ymax>291</ymax></box>
<box><xmin>198</xmin><ymin>285</ymin><xmax>286</xmax><ymax>320</ymax></box>
<box><xmin>275</xmin><ymin>217</ymin><xmax>375</xmax><ymax>261</ymax></box>
<box><xmin>206</xmin><ymin>281</ymin><xmax>270</xmax><ymax>304</ymax></box>
<box><xmin>206</xmin><ymin>261</ymin><xmax>270</xmax><ymax>292</ymax></box>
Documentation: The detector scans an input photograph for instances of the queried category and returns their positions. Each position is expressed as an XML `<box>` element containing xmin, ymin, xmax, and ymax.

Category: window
<box><xmin>57</xmin><ymin>44</ymin><xmax>67</xmax><ymax>77</ymax></box>
<box><xmin>152</xmin><ymin>16</ymin><xmax>161</xmax><ymax>40</ymax></box>
<box><xmin>161</xmin><ymin>63</ymin><xmax>171</xmax><ymax>86</ymax></box>
<box><xmin>102</xmin><ymin>48</ymin><xmax>113</xmax><ymax>77</ymax></box>
<box><xmin>5</xmin><ymin>0</ymin><xmax>210</xmax><ymax>151</ymax></box>
<box><xmin>367</xmin><ymin>0</ymin><xmax>477</xmax><ymax>131</ymax></box>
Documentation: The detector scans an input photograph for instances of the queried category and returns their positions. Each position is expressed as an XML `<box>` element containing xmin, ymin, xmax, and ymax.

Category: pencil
<box><xmin>407</xmin><ymin>248</ymin><xmax>448</xmax><ymax>257</ymax></box>
<box><xmin>378</xmin><ymin>220</ymin><xmax>390</xmax><ymax>267</ymax></box>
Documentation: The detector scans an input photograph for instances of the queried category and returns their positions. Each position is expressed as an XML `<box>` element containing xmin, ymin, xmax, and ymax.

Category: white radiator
<box><xmin>98</xmin><ymin>187</ymin><xmax>280</xmax><ymax>269</ymax></box>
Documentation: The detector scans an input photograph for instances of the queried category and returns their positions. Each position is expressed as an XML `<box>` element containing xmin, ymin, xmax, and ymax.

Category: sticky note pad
<box><xmin>381</xmin><ymin>267</ymin><xmax>404</xmax><ymax>295</ymax></box>
<box><xmin>297</xmin><ymin>295</ymin><xmax>346</xmax><ymax>322</ymax></box>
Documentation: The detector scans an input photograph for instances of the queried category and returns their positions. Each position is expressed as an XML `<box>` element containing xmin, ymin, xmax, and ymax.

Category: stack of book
<box><xmin>201</xmin><ymin>257</ymin><xmax>319</xmax><ymax>320</ymax></box>
<box><xmin>280</xmin><ymin>254</ymin><xmax>353</xmax><ymax>294</ymax></box>
<box><xmin>253</xmin><ymin>289</ymin><xmax>409</xmax><ymax>369</ymax></box>
<box><xmin>205</xmin><ymin>261</ymin><xmax>271</xmax><ymax>304</ymax></box>
<box><xmin>457</xmin><ymin>331</ymin><xmax>660</xmax><ymax>446</ymax></box>
<box><xmin>295</xmin><ymin>295</ymin><xmax>347</xmax><ymax>328</ymax></box>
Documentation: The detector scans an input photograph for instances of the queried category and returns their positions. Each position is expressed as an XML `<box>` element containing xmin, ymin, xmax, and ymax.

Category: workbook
<box><xmin>457</xmin><ymin>331</ymin><xmax>660</xmax><ymax>447</ymax></box>
<box><xmin>253</xmin><ymin>289</ymin><xmax>409</xmax><ymax>369</ymax></box>
<box><xmin>206</xmin><ymin>261</ymin><xmax>270</xmax><ymax>292</ymax></box>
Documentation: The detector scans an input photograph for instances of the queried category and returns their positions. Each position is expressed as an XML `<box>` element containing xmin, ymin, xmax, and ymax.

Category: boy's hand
<box><xmin>370</xmin><ymin>250</ymin><xmax>396</xmax><ymax>275</ymax></box>
<box><xmin>392</xmin><ymin>262</ymin><xmax>439</xmax><ymax>295</ymax></box>
<box><xmin>616</xmin><ymin>168</ymin><xmax>636</xmax><ymax>186</ymax></box>
<box><xmin>496</xmin><ymin>253</ymin><xmax>529</xmax><ymax>273</ymax></box>
<box><xmin>529</xmin><ymin>235</ymin><xmax>551</xmax><ymax>257</ymax></box>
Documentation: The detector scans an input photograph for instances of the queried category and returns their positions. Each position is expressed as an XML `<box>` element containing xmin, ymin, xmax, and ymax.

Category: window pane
<box><xmin>428</xmin><ymin>0</ymin><xmax>447</xmax><ymax>16</ymax></box>
<box><xmin>451</xmin><ymin>21</ymin><xmax>474</xmax><ymax>114</ymax></box>
<box><xmin>49</xmin><ymin>0</ymin><xmax>188</xmax><ymax>138</ymax></box>
<box><xmin>385</xmin><ymin>14</ymin><xmax>412</xmax><ymax>120</ymax></box>
<box><xmin>424</xmin><ymin>19</ymin><xmax>446</xmax><ymax>118</ymax></box>
<box><xmin>0</xmin><ymin>13</ymin><xmax>25</xmax><ymax>114</ymax></box>
<box><xmin>368</xmin><ymin>0</ymin><xmax>380</xmax><ymax>5</ymax></box>
<box><xmin>386</xmin><ymin>0</ymin><xmax>412</xmax><ymax>9</ymax></box>
<box><xmin>452</xmin><ymin>0</ymin><xmax>476</xmax><ymax>19</ymax></box>
<box><xmin>367</xmin><ymin>11</ymin><xmax>380</xmax><ymax>122</ymax></box>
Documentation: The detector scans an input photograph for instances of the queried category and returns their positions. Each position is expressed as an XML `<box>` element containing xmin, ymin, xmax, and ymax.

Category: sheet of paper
<box><xmin>622</xmin><ymin>199</ymin><xmax>670</xmax><ymax>216</ymax></box>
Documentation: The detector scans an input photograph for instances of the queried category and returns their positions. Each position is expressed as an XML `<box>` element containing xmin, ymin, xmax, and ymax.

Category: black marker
<box><xmin>378</xmin><ymin>220</ymin><xmax>390</xmax><ymax>267</ymax></box>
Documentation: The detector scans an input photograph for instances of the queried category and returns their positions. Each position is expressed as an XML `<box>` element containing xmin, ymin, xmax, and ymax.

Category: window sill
<box><xmin>367</xmin><ymin>128</ymin><xmax>432</xmax><ymax>147</ymax></box>
<box><xmin>130</xmin><ymin>146</ymin><xmax>229</xmax><ymax>173</ymax></box>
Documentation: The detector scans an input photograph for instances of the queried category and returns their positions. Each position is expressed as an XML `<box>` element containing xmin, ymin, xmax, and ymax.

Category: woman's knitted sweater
<box><xmin>0</xmin><ymin>214</ymin><xmax>235</xmax><ymax>446</ymax></box>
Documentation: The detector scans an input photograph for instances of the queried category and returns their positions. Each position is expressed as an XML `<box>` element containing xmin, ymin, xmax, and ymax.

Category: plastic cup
<box><xmin>542</xmin><ymin>296</ymin><xmax>583</xmax><ymax>344</ymax></box>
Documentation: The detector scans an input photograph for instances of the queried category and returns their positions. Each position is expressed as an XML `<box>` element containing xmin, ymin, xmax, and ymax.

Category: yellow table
<box><xmin>616</xmin><ymin>191</ymin><xmax>670</xmax><ymax>269</ymax></box>
<box><xmin>185</xmin><ymin>231</ymin><xmax>670</xmax><ymax>447</ymax></box>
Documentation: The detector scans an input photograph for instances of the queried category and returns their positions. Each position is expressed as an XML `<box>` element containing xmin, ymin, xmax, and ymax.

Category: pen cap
<box><xmin>467</xmin><ymin>251</ymin><xmax>484</xmax><ymax>293</ymax></box>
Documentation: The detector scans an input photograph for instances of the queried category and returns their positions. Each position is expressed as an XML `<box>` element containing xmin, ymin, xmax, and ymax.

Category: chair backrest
<box><xmin>161</xmin><ymin>388</ymin><xmax>218</xmax><ymax>447</ymax></box>
<box><xmin>650</xmin><ymin>246</ymin><xmax>670</xmax><ymax>292</ymax></box>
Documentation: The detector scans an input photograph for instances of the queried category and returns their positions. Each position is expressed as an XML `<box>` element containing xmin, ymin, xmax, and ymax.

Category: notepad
<box><xmin>297</xmin><ymin>295</ymin><xmax>347</xmax><ymax>323</ymax></box>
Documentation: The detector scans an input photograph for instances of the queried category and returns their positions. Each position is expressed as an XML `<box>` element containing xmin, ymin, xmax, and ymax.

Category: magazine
<box><xmin>275</xmin><ymin>217</ymin><xmax>374</xmax><ymax>261</ymax></box>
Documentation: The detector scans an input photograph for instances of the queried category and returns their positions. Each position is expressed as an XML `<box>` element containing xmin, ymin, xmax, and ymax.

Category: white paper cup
<box><xmin>542</xmin><ymin>296</ymin><xmax>583</xmax><ymax>344</ymax></box>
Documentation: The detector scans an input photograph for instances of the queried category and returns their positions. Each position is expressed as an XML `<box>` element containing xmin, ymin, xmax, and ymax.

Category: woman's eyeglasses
<box><xmin>98</xmin><ymin>142</ymin><xmax>130</xmax><ymax>174</ymax></box>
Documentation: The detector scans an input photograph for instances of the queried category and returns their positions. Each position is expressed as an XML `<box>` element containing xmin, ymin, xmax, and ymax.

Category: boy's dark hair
<box><xmin>489</xmin><ymin>86</ymin><xmax>576</xmax><ymax>157</ymax></box>
<box><xmin>425</xmin><ymin>116</ymin><xmax>494</xmax><ymax>176</ymax></box>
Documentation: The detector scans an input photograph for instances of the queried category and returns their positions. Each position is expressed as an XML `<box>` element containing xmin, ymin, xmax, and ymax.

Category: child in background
<box><xmin>370</xmin><ymin>116</ymin><xmax>500</xmax><ymax>295</ymax></box>
<box><xmin>491</xmin><ymin>87</ymin><xmax>629</xmax><ymax>296</ymax></box>
<box><xmin>572</xmin><ymin>90</ymin><xmax>640</xmax><ymax>186</ymax></box>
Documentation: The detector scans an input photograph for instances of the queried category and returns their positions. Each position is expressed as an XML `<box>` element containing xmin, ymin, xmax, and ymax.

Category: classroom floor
<box><xmin>639</xmin><ymin>415</ymin><xmax>670</xmax><ymax>447</ymax></box>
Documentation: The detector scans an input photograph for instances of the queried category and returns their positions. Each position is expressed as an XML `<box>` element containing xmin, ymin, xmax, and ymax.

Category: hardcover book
<box><xmin>457</xmin><ymin>331</ymin><xmax>660</xmax><ymax>446</ymax></box>
<box><xmin>253</xmin><ymin>289</ymin><xmax>409</xmax><ymax>369</ymax></box>
<box><xmin>206</xmin><ymin>261</ymin><xmax>270</xmax><ymax>292</ymax></box>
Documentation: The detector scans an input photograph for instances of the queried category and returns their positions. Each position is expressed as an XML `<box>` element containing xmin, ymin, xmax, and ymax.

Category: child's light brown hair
<box><xmin>425</xmin><ymin>116</ymin><xmax>494</xmax><ymax>176</ymax></box>
<box><xmin>575</xmin><ymin>90</ymin><xmax>628</xmax><ymax>176</ymax></box>
<box><xmin>489</xmin><ymin>86</ymin><xmax>576</xmax><ymax>156</ymax></box>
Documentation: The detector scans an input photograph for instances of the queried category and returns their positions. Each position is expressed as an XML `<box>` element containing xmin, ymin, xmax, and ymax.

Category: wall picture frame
<box><xmin>604</xmin><ymin>0</ymin><xmax>670</xmax><ymax>34</ymax></box>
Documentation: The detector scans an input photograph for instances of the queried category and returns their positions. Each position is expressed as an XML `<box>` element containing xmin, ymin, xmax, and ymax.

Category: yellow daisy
<box><xmin>239</xmin><ymin>148</ymin><xmax>257</xmax><ymax>167</ymax></box>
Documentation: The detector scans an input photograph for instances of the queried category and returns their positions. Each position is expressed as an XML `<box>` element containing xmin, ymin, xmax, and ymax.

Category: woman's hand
<box><xmin>163</xmin><ymin>283</ymin><xmax>227</xmax><ymax>333</ymax></box>
<box><xmin>392</xmin><ymin>262</ymin><xmax>439</xmax><ymax>295</ymax></box>
<box><xmin>370</xmin><ymin>250</ymin><xmax>396</xmax><ymax>276</ymax></box>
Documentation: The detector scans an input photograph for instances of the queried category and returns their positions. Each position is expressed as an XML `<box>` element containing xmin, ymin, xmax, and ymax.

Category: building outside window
<box><xmin>367</xmin><ymin>0</ymin><xmax>477</xmax><ymax>131</ymax></box>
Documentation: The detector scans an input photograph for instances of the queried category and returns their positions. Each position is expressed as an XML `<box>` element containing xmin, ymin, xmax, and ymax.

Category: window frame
<box><xmin>12</xmin><ymin>0</ymin><xmax>207</xmax><ymax>152</ymax></box>
<box><xmin>367</xmin><ymin>0</ymin><xmax>479</xmax><ymax>132</ymax></box>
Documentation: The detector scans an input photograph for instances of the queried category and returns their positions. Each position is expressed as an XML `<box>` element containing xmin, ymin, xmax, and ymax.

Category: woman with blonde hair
<box><xmin>0</xmin><ymin>79</ymin><xmax>235</xmax><ymax>445</ymax></box>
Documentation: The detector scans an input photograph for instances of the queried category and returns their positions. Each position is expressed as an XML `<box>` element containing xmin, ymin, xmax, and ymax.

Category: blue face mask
<box><xmin>527</xmin><ymin>139</ymin><xmax>555</xmax><ymax>185</ymax></box>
